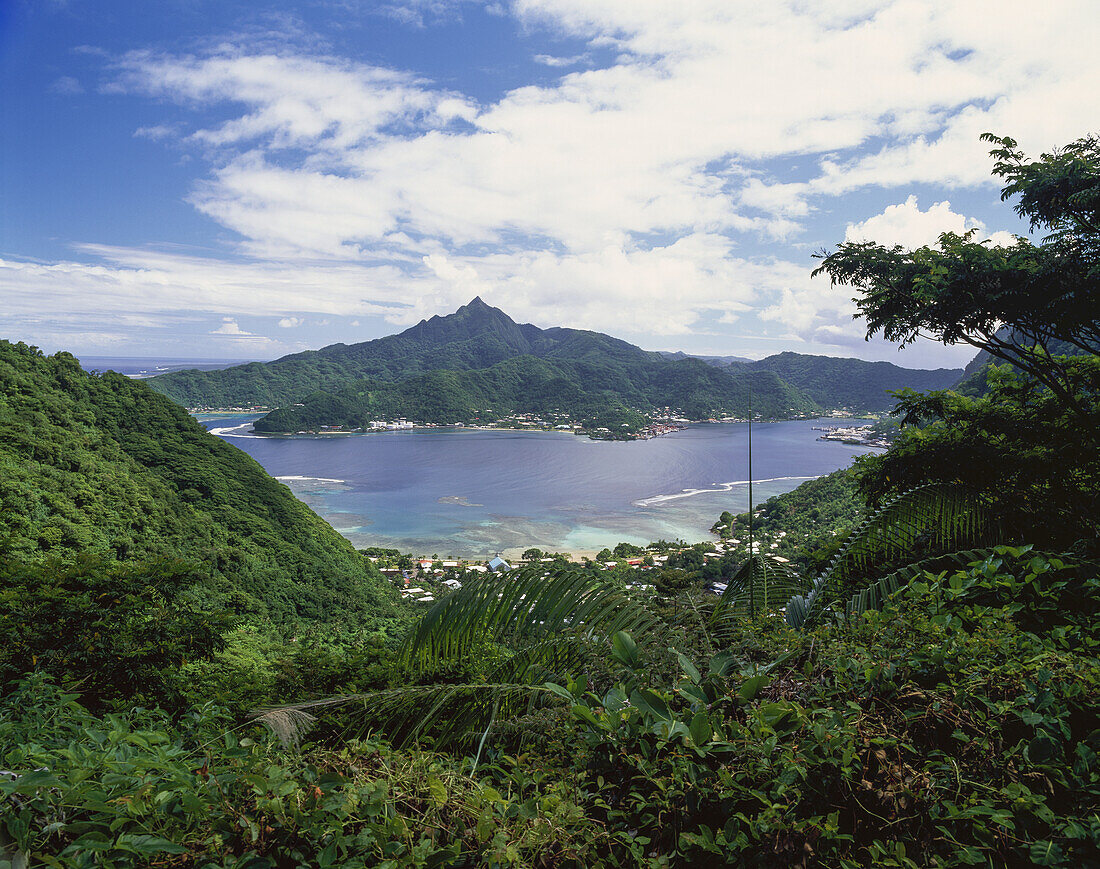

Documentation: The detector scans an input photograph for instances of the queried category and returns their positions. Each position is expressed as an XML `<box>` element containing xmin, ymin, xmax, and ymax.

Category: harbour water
<box><xmin>201</xmin><ymin>416</ymin><xmax>877</xmax><ymax>559</ymax></box>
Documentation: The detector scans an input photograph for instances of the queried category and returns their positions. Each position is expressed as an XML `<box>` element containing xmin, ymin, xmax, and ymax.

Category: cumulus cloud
<box><xmin>532</xmin><ymin>53</ymin><xmax>588</xmax><ymax>67</ymax></box>
<box><xmin>49</xmin><ymin>75</ymin><xmax>84</xmax><ymax>95</ymax></box>
<box><xmin>277</xmin><ymin>316</ymin><xmax>303</xmax><ymax>328</ymax></box>
<box><xmin>106</xmin><ymin>2</ymin><xmax>1094</xmax><ymax>263</ymax></box>
<box><xmin>211</xmin><ymin>317</ymin><xmax>251</xmax><ymax>335</ymax></box>
<box><xmin>14</xmin><ymin>0</ymin><xmax>1095</xmax><ymax>363</ymax></box>
<box><xmin>846</xmin><ymin>196</ymin><xmax>1019</xmax><ymax>249</ymax></box>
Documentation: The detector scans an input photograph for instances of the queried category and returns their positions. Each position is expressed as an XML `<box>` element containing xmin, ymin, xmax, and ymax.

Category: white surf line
<box><xmin>208</xmin><ymin>422</ymin><xmax>262</xmax><ymax>438</ymax></box>
<box><xmin>275</xmin><ymin>475</ymin><xmax>347</xmax><ymax>484</ymax></box>
<box><xmin>633</xmin><ymin>475</ymin><xmax>822</xmax><ymax>507</ymax></box>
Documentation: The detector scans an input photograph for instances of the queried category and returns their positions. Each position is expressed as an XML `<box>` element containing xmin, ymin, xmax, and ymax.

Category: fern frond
<box><xmin>403</xmin><ymin>566</ymin><xmax>662</xmax><ymax>667</ymax></box>
<box><xmin>845</xmin><ymin>549</ymin><xmax>993</xmax><ymax>617</ymax></box>
<box><xmin>785</xmin><ymin>484</ymin><xmax>994</xmax><ymax>628</ymax></box>
<box><xmin>253</xmin><ymin>683</ymin><xmax>565</xmax><ymax>751</ymax></box>
<box><xmin>708</xmin><ymin>555</ymin><xmax>811</xmax><ymax>641</ymax></box>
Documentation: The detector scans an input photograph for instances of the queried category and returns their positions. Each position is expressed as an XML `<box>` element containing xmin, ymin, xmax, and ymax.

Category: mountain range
<box><xmin>149</xmin><ymin>298</ymin><xmax>963</xmax><ymax>431</ymax></box>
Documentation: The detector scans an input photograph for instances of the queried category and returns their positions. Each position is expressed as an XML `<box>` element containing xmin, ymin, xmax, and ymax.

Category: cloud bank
<box><xmin>7</xmin><ymin>0</ymin><xmax>1097</xmax><ymax>362</ymax></box>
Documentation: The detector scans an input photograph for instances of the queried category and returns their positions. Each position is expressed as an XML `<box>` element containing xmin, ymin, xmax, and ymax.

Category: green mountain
<box><xmin>152</xmin><ymin>299</ymin><xmax>820</xmax><ymax>429</ymax></box>
<box><xmin>252</xmin><ymin>357</ymin><xmax>813</xmax><ymax>433</ymax></box>
<box><xmin>151</xmin><ymin>297</ymin><xmax>657</xmax><ymax>409</ymax></box>
<box><xmin>0</xmin><ymin>340</ymin><xmax>400</xmax><ymax>631</ymax></box>
<box><xmin>730</xmin><ymin>352</ymin><xmax>963</xmax><ymax>410</ymax></box>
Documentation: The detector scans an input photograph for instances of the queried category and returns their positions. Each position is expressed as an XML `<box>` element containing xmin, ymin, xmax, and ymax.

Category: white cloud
<box><xmin>211</xmin><ymin>318</ymin><xmax>251</xmax><ymax>335</ymax></box>
<box><xmin>846</xmin><ymin>195</ymin><xmax>1020</xmax><ymax>249</ymax></box>
<box><xmin>108</xmin><ymin>2</ymin><xmax>1098</xmax><ymax>267</ymax></box>
<box><xmin>49</xmin><ymin>75</ymin><xmax>84</xmax><ymax>95</ymax></box>
<box><xmin>19</xmin><ymin>0</ymin><xmax>1096</xmax><ymax>365</ymax></box>
<box><xmin>277</xmin><ymin>317</ymin><xmax>303</xmax><ymax>328</ymax></box>
<box><xmin>532</xmin><ymin>53</ymin><xmax>588</xmax><ymax>67</ymax></box>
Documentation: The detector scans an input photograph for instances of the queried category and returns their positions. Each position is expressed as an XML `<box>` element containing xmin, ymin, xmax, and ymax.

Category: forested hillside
<box><xmin>728</xmin><ymin>351</ymin><xmax>961</xmax><ymax>410</ymax></box>
<box><xmin>253</xmin><ymin>356</ymin><xmax>815</xmax><ymax>432</ymax></box>
<box><xmin>0</xmin><ymin>340</ymin><xmax>399</xmax><ymax>630</ymax></box>
<box><xmin>149</xmin><ymin>297</ymin><xmax>684</xmax><ymax>409</ymax></box>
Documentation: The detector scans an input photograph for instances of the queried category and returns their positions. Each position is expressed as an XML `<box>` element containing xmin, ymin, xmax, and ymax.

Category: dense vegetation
<box><xmin>713</xmin><ymin>467</ymin><xmax>864</xmax><ymax>570</ymax></box>
<box><xmin>253</xmin><ymin>356</ymin><xmax>813</xmax><ymax>432</ymax></box>
<box><xmin>0</xmin><ymin>341</ymin><xmax>404</xmax><ymax>636</ymax></box>
<box><xmin>729</xmin><ymin>352</ymin><xmax>961</xmax><ymax>411</ymax></box>
<box><xmin>3</xmin><ymin>133</ymin><xmax>1098</xmax><ymax>867</ymax></box>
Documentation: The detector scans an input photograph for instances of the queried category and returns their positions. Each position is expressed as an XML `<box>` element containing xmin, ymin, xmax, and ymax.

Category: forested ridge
<box><xmin>0</xmin><ymin>340</ymin><xmax>400</xmax><ymax>631</ymax></box>
<box><xmin>149</xmin><ymin>298</ymin><xmax>957</xmax><ymax>430</ymax></box>
<box><xmin>253</xmin><ymin>355</ymin><xmax>815</xmax><ymax>432</ymax></box>
<box><xmin>731</xmin><ymin>351</ymin><xmax>961</xmax><ymax>410</ymax></box>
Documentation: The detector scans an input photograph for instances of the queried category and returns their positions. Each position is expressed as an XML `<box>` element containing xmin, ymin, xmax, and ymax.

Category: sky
<box><xmin>1</xmin><ymin>0</ymin><xmax>1097</xmax><ymax>367</ymax></box>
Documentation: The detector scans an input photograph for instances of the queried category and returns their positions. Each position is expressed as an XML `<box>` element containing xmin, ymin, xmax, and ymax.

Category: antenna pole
<box><xmin>747</xmin><ymin>380</ymin><xmax>755</xmax><ymax>619</ymax></box>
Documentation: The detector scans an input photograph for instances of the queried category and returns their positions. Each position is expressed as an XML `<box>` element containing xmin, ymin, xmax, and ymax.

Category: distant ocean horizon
<box><xmin>201</xmin><ymin>413</ymin><xmax>877</xmax><ymax>560</ymax></box>
<box><xmin>76</xmin><ymin>355</ymin><xmax>257</xmax><ymax>379</ymax></box>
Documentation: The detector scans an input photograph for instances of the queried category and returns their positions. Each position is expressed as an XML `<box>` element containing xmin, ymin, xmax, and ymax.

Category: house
<box><xmin>488</xmin><ymin>556</ymin><xmax>511</xmax><ymax>572</ymax></box>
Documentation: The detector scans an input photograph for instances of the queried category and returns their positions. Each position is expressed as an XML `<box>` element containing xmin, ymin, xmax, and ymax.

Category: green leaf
<box><xmin>689</xmin><ymin>711</ymin><xmax>713</xmax><ymax>746</ymax></box>
<box><xmin>739</xmin><ymin>674</ymin><xmax>770</xmax><ymax>701</ymax></box>
<box><xmin>631</xmin><ymin>689</ymin><xmax>672</xmax><ymax>721</ymax></box>
<box><xmin>571</xmin><ymin>704</ymin><xmax>610</xmax><ymax>730</ymax></box>
<box><xmin>611</xmin><ymin>631</ymin><xmax>639</xmax><ymax>668</ymax></box>
<box><xmin>115</xmin><ymin>834</ymin><xmax>188</xmax><ymax>856</ymax></box>
<box><xmin>543</xmin><ymin>682</ymin><xmax>575</xmax><ymax>702</ymax></box>
<box><xmin>673</xmin><ymin>649</ymin><xmax>701</xmax><ymax>684</ymax></box>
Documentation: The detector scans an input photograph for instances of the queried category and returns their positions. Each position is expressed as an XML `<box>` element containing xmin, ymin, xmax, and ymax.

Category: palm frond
<box><xmin>402</xmin><ymin>566</ymin><xmax>662</xmax><ymax>668</ymax></box>
<box><xmin>708</xmin><ymin>555</ymin><xmax>812</xmax><ymax>640</ymax></box>
<box><xmin>253</xmin><ymin>683</ymin><xmax>564</xmax><ymax>750</ymax></box>
<box><xmin>845</xmin><ymin>549</ymin><xmax>994</xmax><ymax>617</ymax></box>
<box><xmin>785</xmin><ymin>483</ymin><xmax>994</xmax><ymax>628</ymax></box>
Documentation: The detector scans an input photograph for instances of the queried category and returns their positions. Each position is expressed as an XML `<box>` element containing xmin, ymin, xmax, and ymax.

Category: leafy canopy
<box><xmin>813</xmin><ymin>133</ymin><xmax>1100</xmax><ymax>421</ymax></box>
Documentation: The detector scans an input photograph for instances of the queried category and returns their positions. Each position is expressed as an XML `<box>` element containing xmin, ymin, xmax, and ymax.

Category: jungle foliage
<box><xmin>0</xmin><ymin>340</ymin><xmax>403</xmax><ymax>631</ymax></box>
<box><xmin>730</xmin><ymin>352</ymin><xmax>961</xmax><ymax>411</ymax></box>
<box><xmin>3</xmin><ymin>133</ymin><xmax>1099</xmax><ymax>867</ymax></box>
<box><xmin>252</xmin><ymin>357</ymin><xmax>812</xmax><ymax>432</ymax></box>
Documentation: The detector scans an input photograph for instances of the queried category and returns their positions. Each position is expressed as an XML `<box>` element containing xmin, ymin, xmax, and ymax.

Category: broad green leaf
<box><xmin>611</xmin><ymin>631</ymin><xmax>639</xmax><ymax>668</ymax></box>
<box><xmin>689</xmin><ymin>711</ymin><xmax>713</xmax><ymax>746</ymax></box>
<box><xmin>115</xmin><ymin>834</ymin><xmax>187</xmax><ymax>856</ymax></box>
<box><xmin>739</xmin><ymin>674</ymin><xmax>770</xmax><ymax>701</ymax></box>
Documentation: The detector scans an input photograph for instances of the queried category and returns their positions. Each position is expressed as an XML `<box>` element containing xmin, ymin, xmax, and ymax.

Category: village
<box><xmin>363</xmin><ymin>525</ymin><xmax>798</xmax><ymax>606</ymax></box>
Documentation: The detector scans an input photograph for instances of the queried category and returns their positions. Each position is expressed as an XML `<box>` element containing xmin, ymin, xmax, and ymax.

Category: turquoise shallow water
<box><xmin>201</xmin><ymin>416</ymin><xmax>876</xmax><ymax>558</ymax></box>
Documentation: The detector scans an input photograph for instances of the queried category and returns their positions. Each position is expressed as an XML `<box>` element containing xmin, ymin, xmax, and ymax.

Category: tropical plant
<box><xmin>256</xmin><ymin>480</ymin><xmax>997</xmax><ymax>759</ymax></box>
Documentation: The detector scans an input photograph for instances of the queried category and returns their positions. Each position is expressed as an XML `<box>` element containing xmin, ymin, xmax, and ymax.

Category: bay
<box><xmin>201</xmin><ymin>416</ymin><xmax>876</xmax><ymax>559</ymax></box>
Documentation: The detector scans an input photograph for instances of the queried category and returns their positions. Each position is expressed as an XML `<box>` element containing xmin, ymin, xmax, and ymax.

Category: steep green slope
<box><xmin>253</xmin><ymin>356</ymin><xmax>817</xmax><ymax>432</ymax></box>
<box><xmin>733</xmin><ymin>351</ymin><xmax>962</xmax><ymax>410</ymax></box>
<box><xmin>0</xmin><ymin>341</ymin><xmax>400</xmax><ymax>631</ymax></box>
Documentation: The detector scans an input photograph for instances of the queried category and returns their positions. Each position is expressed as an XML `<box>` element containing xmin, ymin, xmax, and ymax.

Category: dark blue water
<box><xmin>201</xmin><ymin>416</ymin><xmax>876</xmax><ymax>559</ymax></box>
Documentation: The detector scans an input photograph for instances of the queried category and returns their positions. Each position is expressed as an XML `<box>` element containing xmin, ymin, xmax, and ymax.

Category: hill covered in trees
<box><xmin>731</xmin><ymin>351</ymin><xmax>961</xmax><ymax>409</ymax></box>
<box><xmin>150</xmin><ymin>298</ymin><xmax>962</xmax><ymax>431</ymax></box>
<box><xmin>252</xmin><ymin>356</ymin><xmax>814</xmax><ymax>433</ymax></box>
<box><xmin>0</xmin><ymin>340</ymin><xmax>400</xmax><ymax>632</ymax></box>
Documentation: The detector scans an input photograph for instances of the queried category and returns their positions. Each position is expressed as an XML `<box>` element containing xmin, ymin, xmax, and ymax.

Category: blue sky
<box><xmin>2</xmin><ymin>0</ymin><xmax>1097</xmax><ymax>367</ymax></box>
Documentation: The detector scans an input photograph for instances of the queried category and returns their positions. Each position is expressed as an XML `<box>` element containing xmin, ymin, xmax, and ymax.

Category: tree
<box><xmin>812</xmin><ymin>133</ymin><xmax>1099</xmax><ymax>424</ymax></box>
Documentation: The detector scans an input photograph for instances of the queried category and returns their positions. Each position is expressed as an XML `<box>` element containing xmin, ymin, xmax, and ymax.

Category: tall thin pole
<box><xmin>747</xmin><ymin>380</ymin><xmax>754</xmax><ymax>619</ymax></box>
